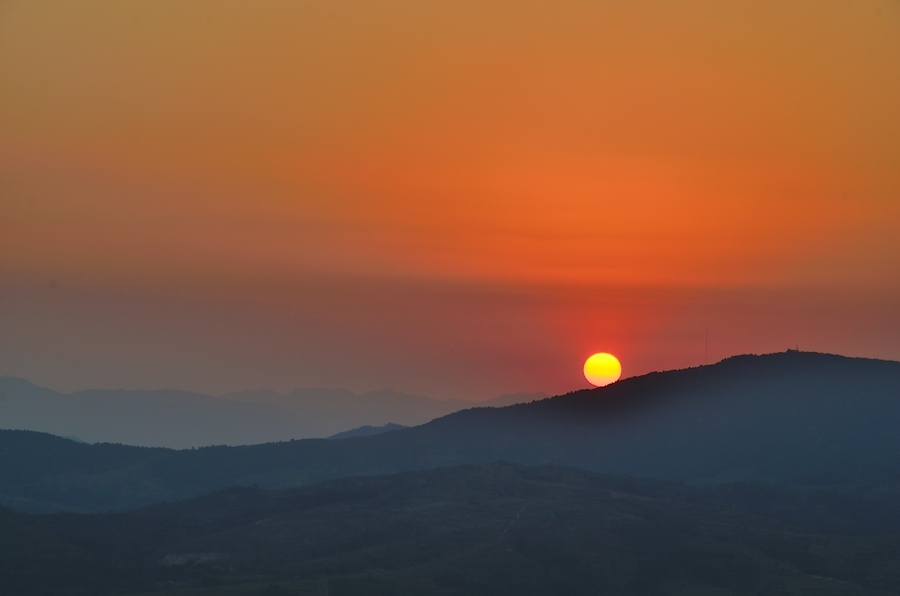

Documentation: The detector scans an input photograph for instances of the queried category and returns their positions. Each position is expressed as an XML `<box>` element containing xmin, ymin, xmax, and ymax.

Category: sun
<box><xmin>583</xmin><ymin>353</ymin><xmax>622</xmax><ymax>387</ymax></box>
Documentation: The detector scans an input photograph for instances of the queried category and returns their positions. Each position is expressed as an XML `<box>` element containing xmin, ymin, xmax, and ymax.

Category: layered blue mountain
<box><xmin>1</xmin><ymin>351</ymin><xmax>898</xmax><ymax>513</ymax></box>
<box><xmin>0</xmin><ymin>377</ymin><xmax>544</xmax><ymax>448</ymax></box>
<box><xmin>327</xmin><ymin>423</ymin><xmax>408</xmax><ymax>439</ymax></box>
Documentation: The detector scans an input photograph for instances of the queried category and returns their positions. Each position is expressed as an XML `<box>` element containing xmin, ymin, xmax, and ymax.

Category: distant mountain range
<box><xmin>0</xmin><ymin>378</ymin><xmax>545</xmax><ymax>448</ymax></box>
<box><xmin>1</xmin><ymin>351</ymin><xmax>899</xmax><ymax>514</ymax></box>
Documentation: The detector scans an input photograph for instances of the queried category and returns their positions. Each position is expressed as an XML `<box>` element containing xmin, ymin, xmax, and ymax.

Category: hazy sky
<box><xmin>1</xmin><ymin>0</ymin><xmax>898</xmax><ymax>398</ymax></box>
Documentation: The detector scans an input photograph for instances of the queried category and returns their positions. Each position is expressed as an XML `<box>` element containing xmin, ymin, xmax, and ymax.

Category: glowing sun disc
<box><xmin>584</xmin><ymin>353</ymin><xmax>622</xmax><ymax>387</ymax></box>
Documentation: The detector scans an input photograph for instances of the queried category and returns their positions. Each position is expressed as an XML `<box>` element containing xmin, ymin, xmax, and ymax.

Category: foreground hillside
<box><xmin>3</xmin><ymin>463</ymin><xmax>900</xmax><ymax>596</ymax></box>
<box><xmin>2</xmin><ymin>351</ymin><xmax>899</xmax><ymax>512</ymax></box>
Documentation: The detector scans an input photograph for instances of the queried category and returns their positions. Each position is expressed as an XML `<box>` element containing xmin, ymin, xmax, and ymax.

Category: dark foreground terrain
<box><xmin>3</xmin><ymin>463</ymin><xmax>900</xmax><ymax>596</ymax></box>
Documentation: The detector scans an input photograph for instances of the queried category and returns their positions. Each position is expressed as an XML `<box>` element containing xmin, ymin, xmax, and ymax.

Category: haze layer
<box><xmin>1</xmin><ymin>1</ymin><xmax>898</xmax><ymax>396</ymax></box>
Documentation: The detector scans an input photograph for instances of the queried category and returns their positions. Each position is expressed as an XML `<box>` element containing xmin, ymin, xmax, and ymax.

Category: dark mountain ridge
<box><xmin>2</xmin><ymin>351</ymin><xmax>898</xmax><ymax>513</ymax></box>
<box><xmin>420</xmin><ymin>350</ymin><xmax>900</xmax><ymax>483</ymax></box>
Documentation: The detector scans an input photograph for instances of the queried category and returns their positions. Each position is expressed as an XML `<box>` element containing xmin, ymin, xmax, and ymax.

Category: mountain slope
<box><xmin>1</xmin><ymin>351</ymin><xmax>898</xmax><ymax>512</ymax></box>
<box><xmin>327</xmin><ymin>423</ymin><xmax>408</xmax><ymax>440</ymax></box>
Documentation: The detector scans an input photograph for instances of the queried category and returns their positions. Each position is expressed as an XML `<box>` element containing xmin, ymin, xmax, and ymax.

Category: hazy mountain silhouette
<box><xmin>327</xmin><ymin>423</ymin><xmax>408</xmax><ymax>440</ymax></box>
<box><xmin>0</xmin><ymin>378</ymin><xmax>544</xmax><ymax>448</ymax></box>
<box><xmin>1</xmin><ymin>351</ymin><xmax>898</xmax><ymax>513</ymax></box>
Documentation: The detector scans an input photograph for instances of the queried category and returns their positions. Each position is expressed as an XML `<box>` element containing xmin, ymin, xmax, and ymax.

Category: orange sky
<box><xmin>1</xmin><ymin>1</ymin><xmax>898</xmax><ymax>397</ymax></box>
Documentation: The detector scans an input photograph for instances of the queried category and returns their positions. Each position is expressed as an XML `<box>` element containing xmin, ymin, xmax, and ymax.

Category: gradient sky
<box><xmin>1</xmin><ymin>0</ymin><xmax>898</xmax><ymax>399</ymax></box>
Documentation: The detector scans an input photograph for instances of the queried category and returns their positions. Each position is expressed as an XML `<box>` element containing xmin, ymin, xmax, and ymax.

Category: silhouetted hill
<box><xmin>2</xmin><ymin>352</ymin><xmax>898</xmax><ymax>512</ymax></box>
<box><xmin>0</xmin><ymin>378</ymin><xmax>541</xmax><ymax>448</ymax></box>
<box><xmin>3</xmin><ymin>463</ymin><xmax>900</xmax><ymax>596</ymax></box>
<box><xmin>327</xmin><ymin>423</ymin><xmax>407</xmax><ymax>439</ymax></box>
